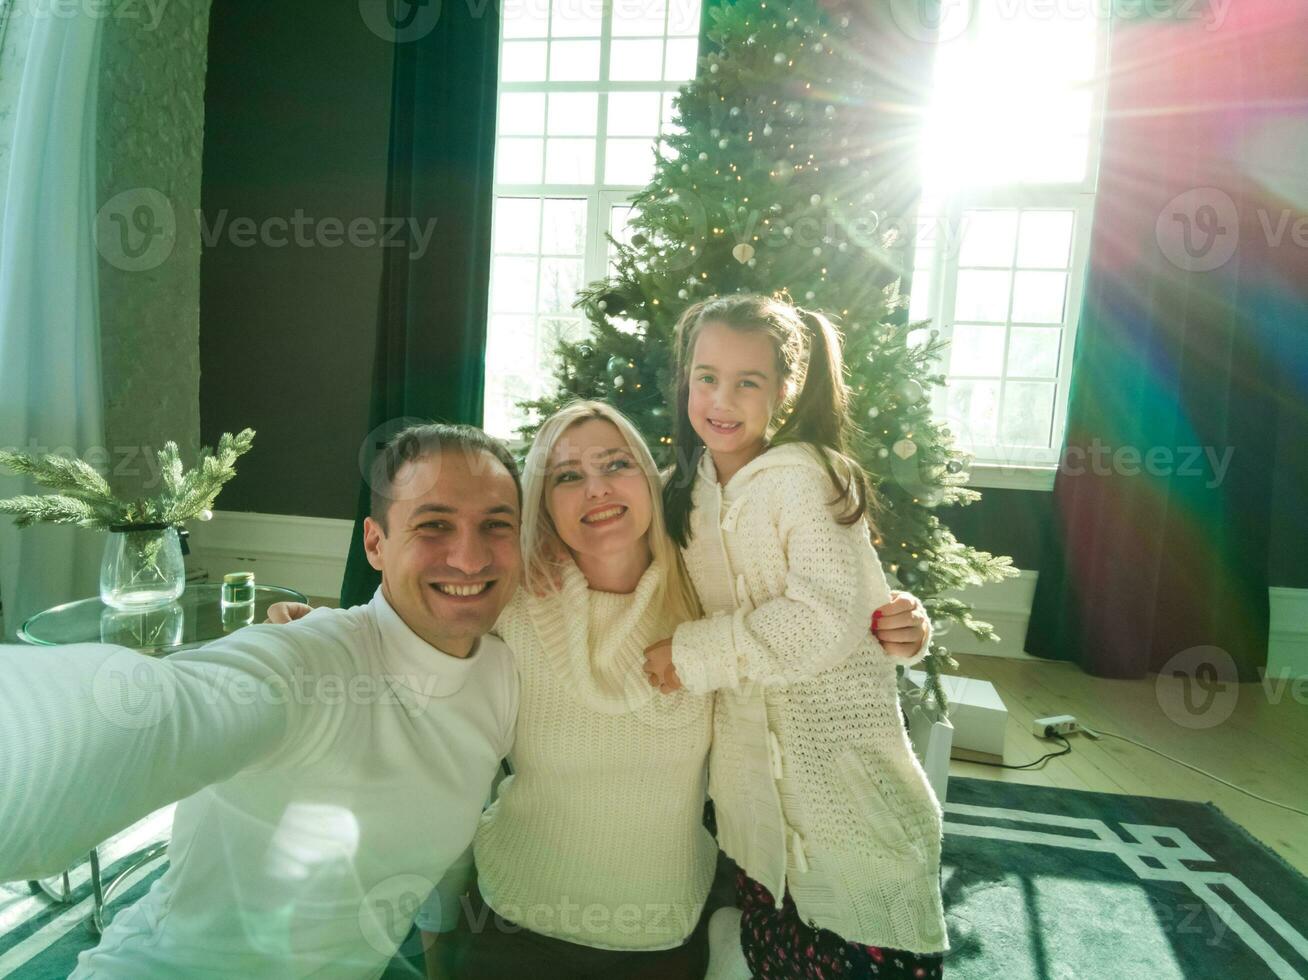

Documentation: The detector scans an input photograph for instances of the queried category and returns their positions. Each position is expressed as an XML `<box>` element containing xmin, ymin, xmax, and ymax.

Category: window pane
<box><xmin>492</xmin><ymin>258</ymin><xmax>538</xmax><ymax>313</ymax></box>
<box><xmin>547</xmin><ymin>92</ymin><xmax>599</xmax><ymax>136</ymax></box>
<box><xmin>908</xmin><ymin>263</ymin><xmax>932</xmax><ymax>323</ymax></box>
<box><xmin>1007</xmin><ymin>327</ymin><xmax>1061</xmax><ymax>379</ymax></box>
<box><xmin>540</xmin><ymin>198</ymin><xmax>587</xmax><ymax>254</ymax></box>
<box><xmin>959</xmin><ymin>209</ymin><xmax>1018</xmax><ymax>267</ymax></box>
<box><xmin>1000</xmin><ymin>381</ymin><xmax>1056</xmax><ymax>447</ymax></box>
<box><xmin>499</xmin><ymin>93</ymin><xmax>546</xmax><ymax>136</ymax></box>
<box><xmin>1011</xmin><ymin>270</ymin><xmax>1067</xmax><ymax>323</ymax></box>
<box><xmin>954</xmin><ymin>269</ymin><xmax>1011</xmax><ymax>323</ymax></box>
<box><xmin>494</xmin><ymin>197</ymin><xmax>542</xmax><ymax>253</ymax></box>
<box><xmin>551</xmin><ymin>0</ymin><xmax>604</xmax><ymax>38</ymax></box>
<box><xmin>501</xmin><ymin>42</ymin><xmax>548</xmax><ymax>82</ymax></box>
<box><xmin>609</xmin><ymin>203</ymin><xmax>639</xmax><ymax>268</ymax></box>
<box><xmin>549</xmin><ymin>40</ymin><xmax>601</xmax><ymax>81</ymax></box>
<box><xmin>486</xmin><ymin>315</ymin><xmax>537</xmax><ymax>374</ymax></box>
<box><xmin>948</xmin><ymin>324</ymin><xmax>1005</xmax><ymax>377</ymax></box>
<box><xmin>544</xmin><ymin>138</ymin><xmax>595</xmax><ymax>183</ymax></box>
<box><xmin>664</xmin><ymin>37</ymin><xmax>699</xmax><ymax>81</ymax></box>
<box><xmin>1017</xmin><ymin>210</ymin><xmax>1074</xmax><ymax>269</ymax></box>
<box><xmin>496</xmin><ymin>138</ymin><xmax>544</xmax><ymax>183</ymax></box>
<box><xmin>537</xmin><ymin>317</ymin><xmax>588</xmax><ymax>361</ymax></box>
<box><xmin>605</xmin><ymin>139</ymin><xmax>657</xmax><ymax>185</ymax></box>
<box><xmin>538</xmin><ymin>257</ymin><xmax>584</xmax><ymax>312</ymax></box>
<box><xmin>661</xmin><ymin>92</ymin><xmax>683</xmax><ymax>135</ymax></box>
<box><xmin>609</xmin><ymin>39</ymin><xmax>664</xmax><ymax>81</ymax></box>
<box><xmin>607</xmin><ymin>92</ymin><xmax>662</xmax><ymax>136</ymax></box>
<box><xmin>666</xmin><ymin>0</ymin><xmax>701</xmax><ymax>35</ymax></box>
<box><xmin>945</xmin><ymin>379</ymin><xmax>1000</xmax><ymax>444</ymax></box>
<box><xmin>612</xmin><ymin>0</ymin><xmax>668</xmax><ymax>36</ymax></box>
<box><xmin>501</xmin><ymin>0</ymin><xmax>550</xmax><ymax>39</ymax></box>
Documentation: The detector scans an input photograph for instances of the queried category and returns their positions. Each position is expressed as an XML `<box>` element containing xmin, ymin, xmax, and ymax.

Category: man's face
<box><xmin>363</xmin><ymin>449</ymin><xmax>521</xmax><ymax>657</ymax></box>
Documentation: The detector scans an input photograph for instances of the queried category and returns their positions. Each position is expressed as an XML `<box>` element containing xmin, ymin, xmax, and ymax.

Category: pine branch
<box><xmin>0</xmin><ymin>495</ymin><xmax>103</xmax><ymax>529</ymax></box>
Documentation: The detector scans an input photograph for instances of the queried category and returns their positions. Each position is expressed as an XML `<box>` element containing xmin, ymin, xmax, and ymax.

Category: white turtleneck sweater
<box><xmin>0</xmin><ymin>590</ymin><xmax>517</xmax><ymax>979</ymax></box>
<box><xmin>417</xmin><ymin>561</ymin><xmax>717</xmax><ymax>951</ymax></box>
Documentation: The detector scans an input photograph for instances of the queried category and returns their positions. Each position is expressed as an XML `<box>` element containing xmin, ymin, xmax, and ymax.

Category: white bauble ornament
<box><xmin>732</xmin><ymin>242</ymin><xmax>755</xmax><ymax>263</ymax></box>
<box><xmin>892</xmin><ymin>439</ymin><xmax>918</xmax><ymax>460</ymax></box>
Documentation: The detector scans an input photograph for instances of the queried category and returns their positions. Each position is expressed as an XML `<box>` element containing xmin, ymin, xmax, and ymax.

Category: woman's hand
<box><xmin>265</xmin><ymin>601</ymin><xmax>313</xmax><ymax>625</ymax></box>
<box><xmin>642</xmin><ymin>639</ymin><xmax>683</xmax><ymax>694</ymax></box>
<box><xmin>872</xmin><ymin>591</ymin><xmax>929</xmax><ymax>658</ymax></box>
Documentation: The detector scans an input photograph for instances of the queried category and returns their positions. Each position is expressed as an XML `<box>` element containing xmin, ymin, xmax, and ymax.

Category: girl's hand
<box><xmin>642</xmin><ymin>639</ymin><xmax>683</xmax><ymax>694</ymax></box>
<box><xmin>266</xmin><ymin>601</ymin><xmax>313</xmax><ymax>625</ymax></box>
<box><xmin>872</xmin><ymin>591</ymin><xmax>929</xmax><ymax>657</ymax></box>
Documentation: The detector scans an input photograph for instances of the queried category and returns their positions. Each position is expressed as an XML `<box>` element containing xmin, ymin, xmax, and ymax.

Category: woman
<box><xmin>270</xmin><ymin>402</ymin><xmax>930</xmax><ymax>978</ymax></box>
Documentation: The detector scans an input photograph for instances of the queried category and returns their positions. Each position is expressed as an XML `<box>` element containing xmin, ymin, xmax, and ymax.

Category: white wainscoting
<box><xmin>187</xmin><ymin>511</ymin><xmax>355</xmax><ymax>601</ymax></box>
<box><xmin>188</xmin><ymin>511</ymin><xmax>1308</xmax><ymax>678</ymax></box>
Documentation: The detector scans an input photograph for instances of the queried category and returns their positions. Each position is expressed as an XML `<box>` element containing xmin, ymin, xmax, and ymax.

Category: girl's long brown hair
<box><xmin>663</xmin><ymin>292</ymin><xmax>871</xmax><ymax>546</ymax></box>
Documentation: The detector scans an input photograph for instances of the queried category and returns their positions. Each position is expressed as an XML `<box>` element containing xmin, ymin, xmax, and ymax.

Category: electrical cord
<box><xmin>1079</xmin><ymin>725</ymin><xmax>1308</xmax><ymax>818</ymax></box>
<box><xmin>966</xmin><ymin>732</ymin><xmax>1072</xmax><ymax>771</ymax></box>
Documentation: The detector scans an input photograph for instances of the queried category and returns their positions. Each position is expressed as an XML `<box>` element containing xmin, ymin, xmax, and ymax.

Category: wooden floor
<box><xmin>946</xmin><ymin>652</ymin><xmax>1308</xmax><ymax>876</ymax></box>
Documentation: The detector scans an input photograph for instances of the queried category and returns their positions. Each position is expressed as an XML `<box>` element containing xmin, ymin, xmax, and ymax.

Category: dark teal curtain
<box><xmin>340</xmin><ymin>2</ymin><xmax>500</xmax><ymax>607</ymax></box>
<box><xmin>1025</xmin><ymin>1</ymin><xmax>1307</xmax><ymax>680</ymax></box>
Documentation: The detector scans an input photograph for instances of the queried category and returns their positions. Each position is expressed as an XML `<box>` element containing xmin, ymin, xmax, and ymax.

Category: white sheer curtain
<box><xmin>0</xmin><ymin>7</ymin><xmax>106</xmax><ymax>639</ymax></box>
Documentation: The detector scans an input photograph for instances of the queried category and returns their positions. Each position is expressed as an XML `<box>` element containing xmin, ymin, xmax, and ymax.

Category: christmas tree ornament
<box><xmin>892</xmin><ymin>439</ymin><xmax>918</xmax><ymax>459</ymax></box>
<box><xmin>732</xmin><ymin>242</ymin><xmax>755</xmax><ymax>263</ymax></box>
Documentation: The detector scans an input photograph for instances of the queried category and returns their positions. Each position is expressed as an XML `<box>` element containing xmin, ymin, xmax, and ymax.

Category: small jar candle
<box><xmin>221</xmin><ymin>571</ymin><xmax>255</xmax><ymax>607</ymax></box>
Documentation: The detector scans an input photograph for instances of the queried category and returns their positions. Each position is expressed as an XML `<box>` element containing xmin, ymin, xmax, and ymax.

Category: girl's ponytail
<box><xmin>773</xmin><ymin>308</ymin><xmax>870</xmax><ymax>528</ymax></box>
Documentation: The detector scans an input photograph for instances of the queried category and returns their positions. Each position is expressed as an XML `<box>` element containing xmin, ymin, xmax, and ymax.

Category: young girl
<box><xmin>643</xmin><ymin>293</ymin><xmax>948</xmax><ymax>979</ymax></box>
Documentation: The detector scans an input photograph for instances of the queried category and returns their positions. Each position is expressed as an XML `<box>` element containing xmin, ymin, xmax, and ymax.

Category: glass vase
<box><xmin>99</xmin><ymin>524</ymin><xmax>186</xmax><ymax>611</ymax></box>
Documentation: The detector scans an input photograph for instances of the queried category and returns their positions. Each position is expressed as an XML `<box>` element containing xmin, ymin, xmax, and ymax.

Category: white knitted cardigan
<box><xmin>670</xmin><ymin>444</ymin><xmax>949</xmax><ymax>954</ymax></box>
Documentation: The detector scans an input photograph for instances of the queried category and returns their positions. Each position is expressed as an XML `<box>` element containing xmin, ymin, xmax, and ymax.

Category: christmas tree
<box><xmin>520</xmin><ymin>0</ymin><xmax>1017</xmax><ymax>707</ymax></box>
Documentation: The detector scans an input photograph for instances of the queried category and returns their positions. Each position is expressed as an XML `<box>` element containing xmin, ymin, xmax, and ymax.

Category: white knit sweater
<box><xmin>423</xmin><ymin>561</ymin><xmax>717</xmax><ymax>950</ymax></box>
<box><xmin>0</xmin><ymin>590</ymin><xmax>517</xmax><ymax>979</ymax></box>
<box><xmin>670</xmin><ymin>444</ymin><xmax>949</xmax><ymax>954</ymax></box>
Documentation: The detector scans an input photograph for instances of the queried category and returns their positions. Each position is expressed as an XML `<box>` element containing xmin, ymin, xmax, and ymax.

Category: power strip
<box><xmin>1032</xmin><ymin>714</ymin><xmax>1079</xmax><ymax>738</ymax></box>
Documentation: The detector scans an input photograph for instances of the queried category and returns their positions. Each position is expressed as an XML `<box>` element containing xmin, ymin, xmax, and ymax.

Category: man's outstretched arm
<box><xmin>0</xmin><ymin>632</ymin><xmax>306</xmax><ymax>880</ymax></box>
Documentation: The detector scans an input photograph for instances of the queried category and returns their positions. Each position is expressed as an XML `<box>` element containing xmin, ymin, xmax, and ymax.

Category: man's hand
<box><xmin>642</xmin><ymin>639</ymin><xmax>683</xmax><ymax>694</ymax></box>
<box><xmin>873</xmin><ymin>591</ymin><xmax>930</xmax><ymax>658</ymax></box>
<box><xmin>265</xmin><ymin>601</ymin><xmax>313</xmax><ymax>625</ymax></box>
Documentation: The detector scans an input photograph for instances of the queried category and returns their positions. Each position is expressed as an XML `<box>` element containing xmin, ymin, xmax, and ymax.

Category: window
<box><xmin>909</xmin><ymin>0</ymin><xmax>1110</xmax><ymax>487</ymax></box>
<box><xmin>483</xmin><ymin>0</ymin><xmax>703</xmax><ymax>439</ymax></box>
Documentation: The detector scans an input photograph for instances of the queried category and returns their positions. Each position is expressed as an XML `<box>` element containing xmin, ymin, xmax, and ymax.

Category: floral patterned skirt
<box><xmin>736</xmin><ymin>870</ymin><xmax>945</xmax><ymax>979</ymax></box>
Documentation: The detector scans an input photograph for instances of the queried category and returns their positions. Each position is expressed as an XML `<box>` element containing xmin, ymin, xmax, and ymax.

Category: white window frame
<box><xmin>484</xmin><ymin>0</ymin><xmax>697</xmax><ymax>441</ymax></box>
<box><xmin>912</xmin><ymin>7</ymin><xmax>1113</xmax><ymax>491</ymax></box>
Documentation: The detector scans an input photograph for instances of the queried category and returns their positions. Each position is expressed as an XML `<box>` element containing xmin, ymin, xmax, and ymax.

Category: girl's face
<box><xmin>545</xmin><ymin>418</ymin><xmax>653</xmax><ymax>561</ymax></box>
<box><xmin>687</xmin><ymin>320</ymin><xmax>786</xmax><ymax>464</ymax></box>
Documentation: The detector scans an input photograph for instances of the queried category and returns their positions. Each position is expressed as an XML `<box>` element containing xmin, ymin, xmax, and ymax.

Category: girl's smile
<box><xmin>688</xmin><ymin>321</ymin><xmax>785</xmax><ymax>484</ymax></box>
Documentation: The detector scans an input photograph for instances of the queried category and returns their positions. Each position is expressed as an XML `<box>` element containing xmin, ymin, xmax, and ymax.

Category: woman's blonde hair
<box><xmin>521</xmin><ymin>400</ymin><xmax>701</xmax><ymax>626</ymax></box>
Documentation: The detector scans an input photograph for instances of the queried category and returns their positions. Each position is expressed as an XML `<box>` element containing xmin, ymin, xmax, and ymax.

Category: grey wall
<box><xmin>97</xmin><ymin>0</ymin><xmax>212</xmax><ymax>496</ymax></box>
<box><xmin>198</xmin><ymin>0</ymin><xmax>394</xmax><ymax>519</ymax></box>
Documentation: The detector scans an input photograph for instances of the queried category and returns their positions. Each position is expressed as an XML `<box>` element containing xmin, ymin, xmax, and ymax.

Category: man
<box><xmin>0</xmin><ymin>424</ymin><xmax>522</xmax><ymax>978</ymax></box>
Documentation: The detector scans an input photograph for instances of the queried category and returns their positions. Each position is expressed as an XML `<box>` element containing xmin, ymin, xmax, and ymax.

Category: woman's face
<box><xmin>545</xmin><ymin>417</ymin><xmax>653</xmax><ymax>562</ymax></box>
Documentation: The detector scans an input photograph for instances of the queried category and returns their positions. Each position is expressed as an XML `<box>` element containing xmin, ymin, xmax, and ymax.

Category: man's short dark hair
<box><xmin>369</xmin><ymin>423</ymin><xmax>521</xmax><ymax>530</ymax></box>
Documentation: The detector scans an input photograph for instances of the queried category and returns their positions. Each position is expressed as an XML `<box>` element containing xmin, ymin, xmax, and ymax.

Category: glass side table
<box><xmin>17</xmin><ymin>582</ymin><xmax>309</xmax><ymax>934</ymax></box>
